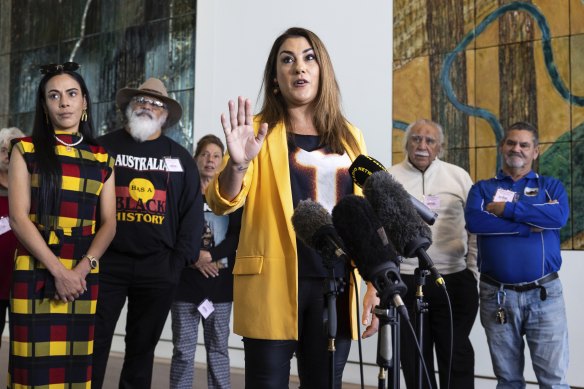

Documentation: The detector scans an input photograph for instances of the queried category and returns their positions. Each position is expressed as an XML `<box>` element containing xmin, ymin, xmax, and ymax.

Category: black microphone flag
<box><xmin>291</xmin><ymin>199</ymin><xmax>348</xmax><ymax>265</ymax></box>
<box><xmin>332</xmin><ymin>195</ymin><xmax>409</xmax><ymax>318</ymax></box>
<box><xmin>349</xmin><ymin>154</ymin><xmax>438</xmax><ymax>225</ymax></box>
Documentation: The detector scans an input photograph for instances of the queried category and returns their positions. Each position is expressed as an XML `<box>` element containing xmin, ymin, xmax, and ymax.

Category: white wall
<box><xmin>192</xmin><ymin>0</ymin><xmax>393</xmax><ymax>168</ymax></box>
<box><xmin>114</xmin><ymin>0</ymin><xmax>583</xmax><ymax>387</ymax></box>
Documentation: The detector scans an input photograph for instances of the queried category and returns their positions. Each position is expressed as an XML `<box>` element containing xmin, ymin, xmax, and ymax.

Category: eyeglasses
<box><xmin>39</xmin><ymin>62</ymin><xmax>80</xmax><ymax>75</ymax></box>
<box><xmin>132</xmin><ymin>96</ymin><xmax>167</xmax><ymax>109</ymax></box>
<box><xmin>409</xmin><ymin>134</ymin><xmax>438</xmax><ymax>146</ymax></box>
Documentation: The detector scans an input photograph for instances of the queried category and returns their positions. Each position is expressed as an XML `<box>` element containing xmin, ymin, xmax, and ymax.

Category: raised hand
<box><xmin>220</xmin><ymin>96</ymin><xmax>268</xmax><ymax>166</ymax></box>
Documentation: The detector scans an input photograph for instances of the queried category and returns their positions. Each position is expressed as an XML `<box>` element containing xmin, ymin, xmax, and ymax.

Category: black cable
<box><xmin>402</xmin><ymin>314</ymin><xmax>434</xmax><ymax>389</ymax></box>
<box><xmin>351</xmin><ymin>268</ymin><xmax>366</xmax><ymax>389</ymax></box>
<box><xmin>442</xmin><ymin>287</ymin><xmax>454</xmax><ymax>389</ymax></box>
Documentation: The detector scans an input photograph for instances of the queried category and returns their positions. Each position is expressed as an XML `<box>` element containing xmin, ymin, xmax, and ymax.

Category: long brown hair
<box><xmin>257</xmin><ymin>27</ymin><xmax>359</xmax><ymax>155</ymax></box>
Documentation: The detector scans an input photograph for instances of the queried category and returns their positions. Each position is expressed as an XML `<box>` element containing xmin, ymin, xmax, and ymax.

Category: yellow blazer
<box><xmin>206</xmin><ymin>120</ymin><xmax>367</xmax><ymax>340</ymax></box>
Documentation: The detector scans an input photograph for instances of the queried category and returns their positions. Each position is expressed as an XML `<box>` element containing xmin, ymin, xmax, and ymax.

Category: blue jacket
<box><xmin>465</xmin><ymin>170</ymin><xmax>569</xmax><ymax>283</ymax></box>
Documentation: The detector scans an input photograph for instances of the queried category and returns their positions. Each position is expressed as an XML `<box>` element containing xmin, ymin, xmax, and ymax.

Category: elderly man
<box><xmin>92</xmin><ymin>78</ymin><xmax>204</xmax><ymax>389</ymax></box>
<box><xmin>465</xmin><ymin>121</ymin><xmax>569</xmax><ymax>388</ymax></box>
<box><xmin>387</xmin><ymin>119</ymin><xmax>478</xmax><ymax>389</ymax></box>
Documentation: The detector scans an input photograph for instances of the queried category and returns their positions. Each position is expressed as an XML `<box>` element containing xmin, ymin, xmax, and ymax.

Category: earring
<box><xmin>273</xmin><ymin>78</ymin><xmax>279</xmax><ymax>95</ymax></box>
<box><xmin>81</xmin><ymin>109</ymin><xmax>88</xmax><ymax>122</ymax></box>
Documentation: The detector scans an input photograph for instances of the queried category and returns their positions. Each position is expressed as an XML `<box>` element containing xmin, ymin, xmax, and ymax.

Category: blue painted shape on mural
<box><xmin>440</xmin><ymin>1</ymin><xmax>584</xmax><ymax>148</ymax></box>
<box><xmin>393</xmin><ymin>120</ymin><xmax>408</xmax><ymax>131</ymax></box>
<box><xmin>538</xmin><ymin>122</ymin><xmax>584</xmax><ymax>242</ymax></box>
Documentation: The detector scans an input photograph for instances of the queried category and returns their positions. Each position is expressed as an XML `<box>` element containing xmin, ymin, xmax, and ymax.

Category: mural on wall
<box><xmin>393</xmin><ymin>0</ymin><xmax>584</xmax><ymax>249</ymax></box>
<box><xmin>0</xmin><ymin>0</ymin><xmax>196</xmax><ymax>150</ymax></box>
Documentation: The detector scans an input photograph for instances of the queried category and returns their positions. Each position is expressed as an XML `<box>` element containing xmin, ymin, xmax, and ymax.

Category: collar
<box><xmin>495</xmin><ymin>169</ymin><xmax>538</xmax><ymax>181</ymax></box>
<box><xmin>403</xmin><ymin>156</ymin><xmax>441</xmax><ymax>174</ymax></box>
<box><xmin>54</xmin><ymin>130</ymin><xmax>81</xmax><ymax>137</ymax></box>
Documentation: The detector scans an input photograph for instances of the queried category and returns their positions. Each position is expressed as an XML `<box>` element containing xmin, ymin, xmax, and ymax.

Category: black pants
<box><xmin>243</xmin><ymin>277</ymin><xmax>352</xmax><ymax>389</ymax></box>
<box><xmin>91</xmin><ymin>252</ymin><xmax>177</xmax><ymax>389</ymax></box>
<box><xmin>400</xmin><ymin>268</ymin><xmax>478</xmax><ymax>389</ymax></box>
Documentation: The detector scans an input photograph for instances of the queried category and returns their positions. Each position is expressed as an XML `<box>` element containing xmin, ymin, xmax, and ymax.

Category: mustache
<box><xmin>414</xmin><ymin>151</ymin><xmax>430</xmax><ymax>157</ymax></box>
<box><xmin>132</xmin><ymin>109</ymin><xmax>154</xmax><ymax>120</ymax></box>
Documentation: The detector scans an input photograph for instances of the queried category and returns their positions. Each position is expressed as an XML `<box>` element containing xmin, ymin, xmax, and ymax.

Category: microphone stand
<box><xmin>405</xmin><ymin>236</ymin><xmax>443</xmax><ymax>389</ymax></box>
<box><xmin>373</xmin><ymin>301</ymin><xmax>400</xmax><ymax>389</ymax></box>
<box><xmin>414</xmin><ymin>266</ymin><xmax>430</xmax><ymax>389</ymax></box>
<box><xmin>322</xmin><ymin>262</ymin><xmax>343</xmax><ymax>389</ymax></box>
<box><xmin>373</xmin><ymin>288</ymin><xmax>400</xmax><ymax>389</ymax></box>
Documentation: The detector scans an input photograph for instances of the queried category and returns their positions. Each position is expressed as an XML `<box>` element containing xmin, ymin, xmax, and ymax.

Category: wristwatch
<box><xmin>83</xmin><ymin>254</ymin><xmax>98</xmax><ymax>269</ymax></box>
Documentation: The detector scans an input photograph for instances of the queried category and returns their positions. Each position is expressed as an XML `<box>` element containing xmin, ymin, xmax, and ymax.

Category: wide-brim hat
<box><xmin>116</xmin><ymin>77</ymin><xmax>183</xmax><ymax>128</ymax></box>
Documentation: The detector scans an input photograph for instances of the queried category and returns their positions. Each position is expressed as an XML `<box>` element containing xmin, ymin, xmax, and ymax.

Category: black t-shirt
<box><xmin>98</xmin><ymin>129</ymin><xmax>204</xmax><ymax>280</ymax></box>
<box><xmin>288</xmin><ymin>134</ymin><xmax>353</xmax><ymax>278</ymax></box>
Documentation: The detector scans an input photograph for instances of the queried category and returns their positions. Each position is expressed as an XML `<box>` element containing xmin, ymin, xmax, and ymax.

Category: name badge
<box><xmin>493</xmin><ymin>188</ymin><xmax>517</xmax><ymax>202</ymax></box>
<box><xmin>0</xmin><ymin>216</ymin><xmax>11</xmax><ymax>235</ymax></box>
<box><xmin>423</xmin><ymin>195</ymin><xmax>441</xmax><ymax>210</ymax></box>
<box><xmin>165</xmin><ymin>158</ymin><xmax>183</xmax><ymax>172</ymax></box>
<box><xmin>197</xmin><ymin>298</ymin><xmax>215</xmax><ymax>319</ymax></box>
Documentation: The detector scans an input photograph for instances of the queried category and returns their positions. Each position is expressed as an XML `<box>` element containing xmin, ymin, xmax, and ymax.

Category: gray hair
<box><xmin>402</xmin><ymin>119</ymin><xmax>445</xmax><ymax>158</ymax></box>
<box><xmin>504</xmin><ymin>121</ymin><xmax>539</xmax><ymax>146</ymax></box>
<box><xmin>0</xmin><ymin>127</ymin><xmax>25</xmax><ymax>147</ymax></box>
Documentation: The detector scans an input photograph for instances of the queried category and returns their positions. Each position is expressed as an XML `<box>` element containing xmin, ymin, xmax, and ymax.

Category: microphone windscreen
<box><xmin>363</xmin><ymin>171</ymin><xmax>432</xmax><ymax>256</ymax></box>
<box><xmin>349</xmin><ymin>154</ymin><xmax>387</xmax><ymax>188</ymax></box>
<box><xmin>291</xmin><ymin>199</ymin><xmax>332</xmax><ymax>248</ymax></box>
<box><xmin>332</xmin><ymin>195</ymin><xmax>400</xmax><ymax>282</ymax></box>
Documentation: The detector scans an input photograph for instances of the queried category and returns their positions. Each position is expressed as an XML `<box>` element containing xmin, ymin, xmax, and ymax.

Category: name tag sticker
<box><xmin>493</xmin><ymin>188</ymin><xmax>516</xmax><ymax>202</ymax></box>
<box><xmin>0</xmin><ymin>216</ymin><xmax>10</xmax><ymax>235</ymax></box>
<box><xmin>165</xmin><ymin>158</ymin><xmax>183</xmax><ymax>172</ymax></box>
<box><xmin>423</xmin><ymin>195</ymin><xmax>441</xmax><ymax>210</ymax></box>
<box><xmin>197</xmin><ymin>298</ymin><xmax>215</xmax><ymax>319</ymax></box>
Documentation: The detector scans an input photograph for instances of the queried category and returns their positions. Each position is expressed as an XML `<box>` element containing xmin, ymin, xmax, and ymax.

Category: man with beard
<box><xmin>92</xmin><ymin>78</ymin><xmax>204</xmax><ymax>389</ymax></box>
<box><xmin>465</xmin><ymin>121</ymin><xmax>570</xmax><ymax>388</ymax></box>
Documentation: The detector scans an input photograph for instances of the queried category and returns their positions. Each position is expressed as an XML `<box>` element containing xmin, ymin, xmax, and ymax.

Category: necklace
<box><xmin>54</xmin><ymin>134</ymin><xmax>84</xmax><ymax>151</ymax></box>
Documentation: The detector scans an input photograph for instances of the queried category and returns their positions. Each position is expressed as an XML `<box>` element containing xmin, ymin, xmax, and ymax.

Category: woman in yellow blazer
<box><xmin>206</xmin><ymin>27</ymin><xmax>379</xmax><ymax>389</ymax></box>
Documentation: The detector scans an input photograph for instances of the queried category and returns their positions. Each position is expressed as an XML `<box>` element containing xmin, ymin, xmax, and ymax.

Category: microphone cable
<box><xmin>401</xmin><ymin>310</ymin><xmax>436</xmax><ymax>389</ymax></box>
<box><xmin>350</xmin><ymin>267</ymin><xmax>366</xmax><ymax>389</ymax></box>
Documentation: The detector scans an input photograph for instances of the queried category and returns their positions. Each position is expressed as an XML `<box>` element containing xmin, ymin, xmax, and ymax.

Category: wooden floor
<box><xmin>0</xmin><ymin>336</ymin><xmax>371</xmax><ymax>388</ymax></box>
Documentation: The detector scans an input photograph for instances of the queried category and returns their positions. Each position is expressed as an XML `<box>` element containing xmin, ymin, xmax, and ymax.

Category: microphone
<box><xmin>363</xmin><ymin>171</ymin><xmax>445</xmax><ymax>288</ymax></box>
<box><xmin>291</xmin><ymin>199</ymin><xmax>348</xmax><ymax>266</ymax></box>
<box><xmin>349</xmin><ymin>154</ymin><xmax>438</xmax><ymax>225</ymax></box>
<box><xmin>292</xmin><ymin>199</ymin><xmax>347</xmax><ymax>344</ymax></box>
<box><xmin>332</xmin><ymin>194</ymin><xmax>409</xmax><ymax>320</ymax></box>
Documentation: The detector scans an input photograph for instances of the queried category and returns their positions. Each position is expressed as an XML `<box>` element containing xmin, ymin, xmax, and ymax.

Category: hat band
<box><xmin>139</xmin><ymin>88</ymin><xmax>165</xmax><ymax>97</ymax></box>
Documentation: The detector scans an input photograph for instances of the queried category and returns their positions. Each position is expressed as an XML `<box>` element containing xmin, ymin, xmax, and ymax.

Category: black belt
<box><xmin>480</xmin><ymin>272</ymin><xmax>558</xmax><ymax>292</ymax></box>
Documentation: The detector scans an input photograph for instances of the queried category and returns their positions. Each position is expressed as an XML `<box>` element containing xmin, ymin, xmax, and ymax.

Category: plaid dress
<box><xmin>8</xmin><ymin>132</ymin><xmax>114</xmax><ymax>388</ymax></box>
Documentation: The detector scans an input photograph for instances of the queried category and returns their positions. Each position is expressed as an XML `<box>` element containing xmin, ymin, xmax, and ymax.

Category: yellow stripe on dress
<box><xmin>11</xmin><ymin>340</ymin><xmax>32</xmax><ymax>357</ymax></box>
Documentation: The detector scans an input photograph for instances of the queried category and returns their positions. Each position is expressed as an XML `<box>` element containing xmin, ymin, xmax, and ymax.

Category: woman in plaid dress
<box><xmin>7</xmin><ymin>63</ymin><xmax>116</xmax><ymax>388</ymax></box>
